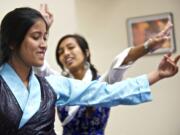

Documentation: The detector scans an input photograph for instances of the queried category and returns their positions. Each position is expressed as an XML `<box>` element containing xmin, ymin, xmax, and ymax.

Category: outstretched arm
<box><xmin>122</xmin><ymin>21</ymin><xmax>172</xmax><ymax>65</ymax></box>
<box><xmin>47</xmin><ymin>54</ymin><xmax>179</xmax><ymax>107</ymax></box>
<box><xmin>99</xmin><ymin>21</ymin><xmax>173</xmax><ymax>83</ymax></box>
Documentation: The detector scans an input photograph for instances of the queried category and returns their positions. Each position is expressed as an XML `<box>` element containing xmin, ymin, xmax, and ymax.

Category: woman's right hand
<box><xmin>39</xmin><ymin>3</ymin><xmax>54</xmax><ymax>28</ymax></box>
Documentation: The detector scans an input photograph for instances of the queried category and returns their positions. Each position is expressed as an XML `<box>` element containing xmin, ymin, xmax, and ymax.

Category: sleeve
<box><xmin>45</xmin><ymin>74</ymin><xmax>152</xmax><ymax>107</ymax></box>
<box><xmin>99</xmin><ymin>47</ymin><xmax>133</xmax><ymax>84</ymax></box>
<box><xmin>33</xmin><ymin>60</ymin><xmax>60</xmax><ymax>76</ymax></box>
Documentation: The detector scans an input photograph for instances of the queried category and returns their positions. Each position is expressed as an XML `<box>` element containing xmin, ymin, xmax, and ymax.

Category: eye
<box><xmin>68</xmin><ymin>45</ymin><xmax>75</xmax><ymax>50</ymax></box>
<box><xmin>58</xmin><ymin>48</ymin><xmax>63</xmax><ymax>55</ymax></box>
<box><xmin>32</xmin><ymin>33</ymin><xmax>41</xmax><ymax>40</ymax></box>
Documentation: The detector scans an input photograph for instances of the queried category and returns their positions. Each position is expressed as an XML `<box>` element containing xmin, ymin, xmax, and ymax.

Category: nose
<box><xmin>40</xmin><ymin>39</ymin><xmax>47</xmax><ymax>49</ymax></box>
<box><xmin>63</xmin><ymin>48</ymin><xmax>71</xmax><ymax>56</ymax></box>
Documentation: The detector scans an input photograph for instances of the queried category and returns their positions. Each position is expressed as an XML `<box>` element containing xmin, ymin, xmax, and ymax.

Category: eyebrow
<box><xmin>30</xmin><ymin>30</ymin><xmax>48</xmax><ymax>36</ymax></box>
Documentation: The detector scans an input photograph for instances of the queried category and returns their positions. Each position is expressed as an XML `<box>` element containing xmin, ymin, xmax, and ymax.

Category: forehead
<box><xmin>27</xmin><ymin>19</ymin><xmax>47</xmax><ymax>33</ymax></box>
<box><xmin>59</xmin><ymin>37</ymin><xmax>79</xmax><ymax>48</ymax></box>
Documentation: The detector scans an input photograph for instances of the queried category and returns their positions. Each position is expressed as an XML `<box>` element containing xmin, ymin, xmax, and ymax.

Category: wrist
<box><xmin>158</xmin><ymin>71</ymin><xmax>165</xmax><ymax>80</ymax></box>
<box><xmin>148</xmin><ymin>70</ymin><xmax>162</xmax><ymax>85</ymax></box>
<box><xmin>144</xmin><ymin>39</ymin><xmax>153</xmax><ymax>53</ymax></box>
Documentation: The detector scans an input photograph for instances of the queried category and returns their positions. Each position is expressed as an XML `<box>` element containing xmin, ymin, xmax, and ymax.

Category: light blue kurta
<box><xmin>0</xmin><ymin>63</ymin><xmax>152</xmax><ymax>128</ymax></box>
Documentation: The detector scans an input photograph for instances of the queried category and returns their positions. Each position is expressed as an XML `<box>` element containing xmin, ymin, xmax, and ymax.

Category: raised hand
<box><xmin>158</xmin><ymin>53</ymin><xmax>180</xmax><ymax>79</ymax></box>
<box><xmin>39</xmin><ymin>4</ymin><xmax>54</xmax><ymax>27</ymax></box>
<box><xmin>157</xmin><ymin>21</ymin><xmax>172</xmax><ymax>38</ymax></box>
<box><xmin>145</xmin><ymin>21</ymin><xmax>173</xmax><ymax>52</ymax></box>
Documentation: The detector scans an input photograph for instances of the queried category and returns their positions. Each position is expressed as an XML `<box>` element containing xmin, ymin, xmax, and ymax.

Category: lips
<box><xmin>37</xmin><ymin>51</ymin><xmax>46</xmax><ymax>59</ymax></box>
<box><xmin>64</xmin><ymin>57</ymin><xmax>74</xmax><ymax>65</ymax></box>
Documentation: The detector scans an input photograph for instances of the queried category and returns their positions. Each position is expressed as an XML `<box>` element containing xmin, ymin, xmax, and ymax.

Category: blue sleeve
<box><xmin>45</xmin><ymin>74</ymin><xmax>152</xmax><ymax>107</ymax></box>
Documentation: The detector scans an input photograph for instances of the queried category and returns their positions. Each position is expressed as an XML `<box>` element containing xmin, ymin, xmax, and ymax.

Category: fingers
<box><xmin>163</xmin><ymin>26</ymin><xmax>172</xmax><ymax>37</ymax></box>
<box><xmin>40</xmin><ymin>4</ymin><xmax>53</xmax><ymax>17</ymax></box>
<box><xmin>167</xmin><ymin>59</ymin><xmax>178</xmax><ymax>75</ymax></box>
<box><xmin>162</xmin><ymin>53</ymin><xmax>171</xmax><ymax>64</ymax></box>
<box><xmin>165</xmin><ymin>55</ymin><xmax>179</xmax><ymax>74</ymax></box>
<box><xmin>157</xmin><ymin>21</ymin><xmax>173</xmax><ymax>38</ymax></box>
<box><xmin>174</xmin><ymin>55</ymin><xmax>180</xmax><ymax>64</ymax></box>
<box><xmin>40</xmin><ymin>4</ymin><xmax>45</xmax><ymax>13</ymax></box>
<box><xmin>40</xmin><ymin>4</ymin><xmax>43</xmax><ymax>10</ymax></box>
<box><xmin>150</xmin><ymin>36</ymin><xmax>167</xmax><ymax>47</ymax></box>
<box><xmin>165</xmin><ymin>21</ymin><xmax>173</xmax><ymax>30</ymax></box>
<box><xmin>39</xmin><ymin>3</ymin><xmax>53</xmax><ymax>27</ymax></box>
<box><xmin>44</xmin><ymin>3</ymin><xmax>48</xmax><ymax>11</ymax></box>
<box><xmin>44</xmin><ymin>4</ymin><xmax>50</xmax><ymax>15</ymax></box>
<box><xmin>45</xmin><ymin>5</ymin><xmax>53</xmax><ymax>17</ymax></box>
<box><xmin>166</xmin><ymin>52</ymin><xmax>172</xmax><ymax>57</ymax></box>
<box><xmin>160</xmin><ymin>53</ymin><xmax>179</xmax><ymax>78</ymax></box>
<box><xmin>164</xmin><ymin>53</ymin><xmax>180</xmax><ymax>63</ymax></box>
<box><xmin>166</xmin><ymin>57</ymin><xmax>176</xmax><ymax>67</ymax></box>
<box><xmin>163</xmin><ymin>21</ymin><xmax>172</xmax><ymax>32</ymax></box>
<box><xmin>40</xmin><ymin>4</ymin><xmax>49</xmax><ymax>14</ymax></box>
<box><xmin>163</xmin><ymin>53</ymin><xmax>174</xmax><ymax>66</ymax></box>
<box><xmin>152</xmin><ymin>30</ymin><xmax>170</xmax><ymax>44</ymax></box>
<box><xmin>164</xmin><ymin>54</ymin><xmax>180</xmax><ymax>67</ymax></box>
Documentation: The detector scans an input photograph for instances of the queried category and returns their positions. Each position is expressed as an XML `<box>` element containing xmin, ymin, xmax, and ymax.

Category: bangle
<box><xmin>144</xmin><ymin>39</ymin><xmax>153</xmax><ymax>53</ymax></box>
<box><xmin>144</xmin><ymin>41</ymin><xmax>149</xmax><ymax>51</ymax></box>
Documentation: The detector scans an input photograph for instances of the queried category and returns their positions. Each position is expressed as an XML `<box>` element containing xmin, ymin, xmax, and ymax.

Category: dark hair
<box><xmin>0</xmin><ymin>7</ymin><xmax>48</xmax><ymax>64</ymax></box>
<box><xmin>55</xmin><ymin>34</ymin><xmax>98</xmax><ymax>80</ymax></box>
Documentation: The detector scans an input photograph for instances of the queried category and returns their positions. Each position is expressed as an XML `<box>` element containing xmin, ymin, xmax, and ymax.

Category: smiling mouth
<box><xmin>65</xmin><ymin>57</ymin><xmax>74</xmax><ymax>65</ymax></box>
<box><xmin>37</xmin><ymin>52</ymin><xmax>45</xmax><ymax>59</ymax></box>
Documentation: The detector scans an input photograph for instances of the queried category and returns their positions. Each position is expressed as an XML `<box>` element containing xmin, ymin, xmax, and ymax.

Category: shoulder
<box><xmin>96</xmin><ymin>74</ymin><xmax>101</xmax><ymax>80</ymax></box>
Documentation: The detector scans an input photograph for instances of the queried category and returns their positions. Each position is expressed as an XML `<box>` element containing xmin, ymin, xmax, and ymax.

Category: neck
<box><xmin>8</xmin><ymin>58</ymin><xmax>31</xmax><ymax>87</ymax></box>
<box><xmin>70</xmin><ymin>66</ymin><xmax>87</xmax><ymax>80</ymax></box>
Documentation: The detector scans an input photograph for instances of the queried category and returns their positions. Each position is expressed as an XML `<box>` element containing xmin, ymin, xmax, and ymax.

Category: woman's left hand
<box><xmin>158</xmin><ymin>53</ymin><xmax>180</xmax><ymax>79</ymax></box>
<box><xmin>146</xmin><ymin>21</ymin><xmax>173</xmax><ymax>52</ymax></box>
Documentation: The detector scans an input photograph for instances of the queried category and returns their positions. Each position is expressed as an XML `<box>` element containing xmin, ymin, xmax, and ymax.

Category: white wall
<box><xmin>0</xmin><ymin>0</ymin><xmax>179</xmax><ymax>135</ymax></box>
<box><xmin>74</xmin><ymin>0</ymin><xmax>180</xmax><ymax>135</ymax></box>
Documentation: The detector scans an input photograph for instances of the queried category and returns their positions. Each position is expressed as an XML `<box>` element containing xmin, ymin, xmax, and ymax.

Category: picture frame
<box><xmin>127</xmin><ymin>12</ymin><xmax>176</xmax><ymax>54</ymax></box>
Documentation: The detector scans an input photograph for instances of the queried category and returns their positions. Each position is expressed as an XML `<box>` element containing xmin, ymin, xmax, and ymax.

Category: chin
<box><xmin>66</xmin><ymin>65</ymin><xmax>74</xmax><ymax>70</ymax></box>
<box><xmin>34</xmin><ymin>61</ymin><xmax>44</xmax><ymax>67</ymax></box>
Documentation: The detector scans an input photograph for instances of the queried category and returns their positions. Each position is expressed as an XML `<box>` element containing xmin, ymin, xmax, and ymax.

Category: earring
<box><xmin>61</xmin><ymin>68</ymin><xmax>70</xmax><ymax>77</ymax></box>
<box><xmin>84</xmin><ymin>61</ymin><xmax>90</xmax><ymax>70</ymax></box>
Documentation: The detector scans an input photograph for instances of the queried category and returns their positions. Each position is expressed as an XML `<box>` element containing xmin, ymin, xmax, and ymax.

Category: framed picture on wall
<box><xmin>126</xmin><ymin>12</ymin><xmax>176</xmax><ymax>54</ymax></box>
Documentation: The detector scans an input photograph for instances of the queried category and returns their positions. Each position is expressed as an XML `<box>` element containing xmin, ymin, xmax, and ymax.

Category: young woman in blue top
<box><xmin>56</xmin><ymin>34</ymin><xmax>111</xmax><ymax>135</ymax></box>
<box><xmin>54</xmin><ymin>33</ymin><xmax>176</xmax><ymax>135</ymax></box>
<box><xmin>0</xmin><ymin>5</ymin><xmax>179</xmax><ymax>135</ymax></box>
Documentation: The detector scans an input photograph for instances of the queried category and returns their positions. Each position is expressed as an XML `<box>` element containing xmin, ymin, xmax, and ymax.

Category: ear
<box><xmin>85</xmin><ymin>49</ymin><xmax>90</xmax><ymax>58</ymax></box>
<box><xmin>9</xmin><ymin>43</ymin><xmax>15</xmax><ymax>50</ymax></box>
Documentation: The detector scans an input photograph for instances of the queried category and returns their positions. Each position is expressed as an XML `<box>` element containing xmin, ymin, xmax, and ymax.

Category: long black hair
<box><xmin>55</xmin><ymin>34</ymin><xmax>98</xmax><ymax>80</ymax></box>
<box><xmin>0</xmin><ymin>7</ymin><xmax>48</xmax><ymax>65</ymax></box>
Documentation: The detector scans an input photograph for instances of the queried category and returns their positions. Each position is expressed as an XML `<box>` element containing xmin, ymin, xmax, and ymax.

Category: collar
<box><xmin>0</xmin><ymin>63</ymin><xmax>41</xmax><ymax>128</ymax></box>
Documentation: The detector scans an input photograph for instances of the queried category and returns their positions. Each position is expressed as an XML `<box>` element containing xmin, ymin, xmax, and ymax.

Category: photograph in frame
<box><xmin>127</xmin><ymin>12</ymin><xmax>176</xmax><ymax>54</ymax></box>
